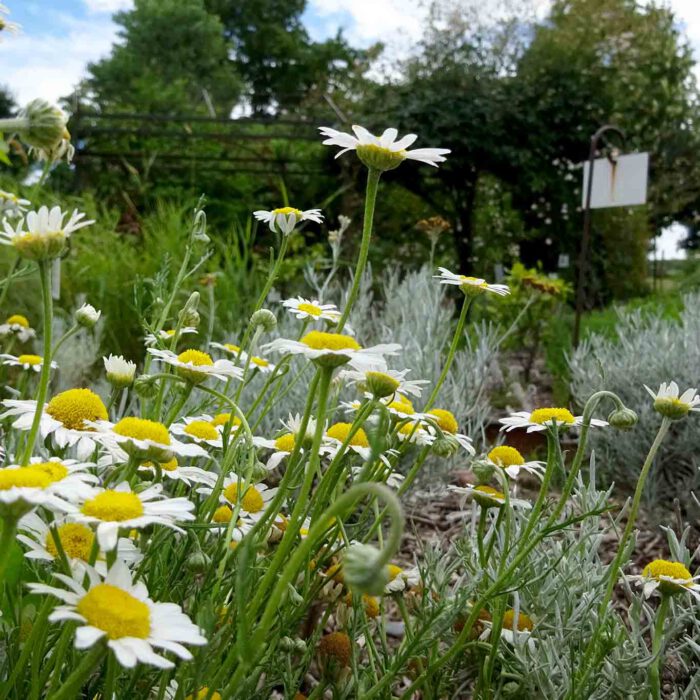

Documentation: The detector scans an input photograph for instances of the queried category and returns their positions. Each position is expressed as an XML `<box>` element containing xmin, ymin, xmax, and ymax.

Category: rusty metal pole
<box><xmin>572</xmin><ymin>125</ymin><xmax>626</xmax><ymax>347</ymax></box>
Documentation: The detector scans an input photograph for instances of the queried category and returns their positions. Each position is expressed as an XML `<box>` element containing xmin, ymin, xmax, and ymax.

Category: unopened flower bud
<box><xmin>103</xmin><ymin>354</ymin><xmax>136</xmax><ymax>389</ymax></box>
<box><xmin>432</xmin><ymin>434</ymin><xmax>460</xmax><ymax>458</ymax></box>
<box><xmin>134</xmin><ymin>374</ymin><xmax>159</xmax><ymax>399</ymax></box>
<box><xmin>365</xmin><ymin>371</ymin><xmax>400</xmax><ymax>399</ymax></box>
<box><xmin>186</xmin><ymin>550</ymin><xmax>211</xmax><ymax>574</ymax></box>
<box><xmin>17</xmin><ymin>100</ymin><xmax>69</xmax><ymax>157</ymax></box>
<box><xmin>178</xmin><ymin>292</ymin><xmax>200</xmax><ymax>328</ymax></box>
<box><xmin>250</xmin><ymin>308</ymin><xmax>277</xmax><ymax>333</ymax></box>
<box><xmin>472</xmin><ymin>459</ymin><xmax>496</xmax><ymax>483</ymax></box>
<box><xmin>75</xmin><ymin>303</ymin><xmax>100</xmax><ymax>328</ymax></box>
<box><xmin>607</xmin><ymin>407</ymin><xmax>638</xmax><ymax>431</ymax></box>
<box><xmin>342</xmin><ymin>543</ymin><xmax>389</xmax><ymax>596</ymax></box>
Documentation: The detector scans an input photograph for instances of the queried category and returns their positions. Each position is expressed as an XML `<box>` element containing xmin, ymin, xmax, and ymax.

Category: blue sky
<box><xmin>1</xmin><ymin>0</ymin><xmax>697</xmax><ymax>257</ymax></box>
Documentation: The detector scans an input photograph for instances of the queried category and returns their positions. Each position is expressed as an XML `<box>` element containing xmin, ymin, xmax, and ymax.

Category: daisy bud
<box><xmin>103</xmin><ymin>354</ymin><xmax>136</xmax><ymax>389</ymax></box>
<box><xmin>250</xmin><ymin>308</ymin><xmax>277</xmax><ymax>333</ymax></box>
<box><xmin>432</xmin><ymin>434</ymin><xmax>460</xmax><ymax>458</ymax></box>
<box><xmin>178</xmin><ymin>292</ymin><xmax>200</xmax><ymax>329</ymax></box>
<box><xmin>365</xmin><ymin>370</ymin><xmax>400</xmax><ymax>399</ymax></box>
<box><xmin>75</xmin><ymin>303</ymin><xmax>101</xmax><ymax>328</ymax></box>
<box><xmin>186</xmin><ymin>550</ymin><xmax>211</xmax><ymax>574</ymax></box>
<box><xmin>342</xmin><ymin>543</ymin><xmax>389</xmax><ymax>596</ymax></box>
<box><xmin>472</xmin><ymin>459</ymin><xmax>496</xmax><ymax>483</ymax></box>
<box><xmin>134</xmin><ymin>374</ymin><xmax>159</xmax><ymax>399</ymax></box>
<box><xmin>17</xmin><ymin>99</ymin><xmax>69</xmax><ymax>156</ymax></box>
<box><xmin>607</xmin><ymin>407</ymin><xmax>638</xmax><ymax>431</ymax></box>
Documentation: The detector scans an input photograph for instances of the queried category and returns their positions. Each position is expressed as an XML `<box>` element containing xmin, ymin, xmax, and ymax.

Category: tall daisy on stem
<box><xmin>319</xmin><ymin>125</ymin><xmax>449</xmax><ymax>330</ymax></box>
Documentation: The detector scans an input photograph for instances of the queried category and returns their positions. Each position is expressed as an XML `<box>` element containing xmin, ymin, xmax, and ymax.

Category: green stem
<box><xmin>336</xmin><ymin>168</ymin><xmax>381</xmax><ymax>331</ymax></box>
<box><xmin>103</xmin><ymin>652</ymin><xmax>117</xmax><ymax>700</ymax></box>
<box><xmin>0</xmin><ymin>517</ymin><xmax>18</xmax><ymax>586</ymax></box>
<box><xmin>0</xmin><ymin>254</ymin><xmax>19</xmax><ymax>311</ymax></box>
<box><xmin>649</xmin><ymin>595</ymin><xmax>670</xmax><ymax>700</ymax></box>
<box><xmin>21</xmin><ymin>260</ymin><xmax>52</xmax><ymax>463</ymax></box>
<box><xmin>423</xmin><ymin>296</ymin><xmax>472</xmax><ymax>411</ymax></box>
<box><xmin>46</xmin><ymin>644</ymin><xmax>106</xmax><ymax>700</ymax></box>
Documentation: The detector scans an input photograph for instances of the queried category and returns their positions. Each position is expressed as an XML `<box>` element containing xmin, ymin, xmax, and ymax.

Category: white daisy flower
<box><xmin>384</xmin><ymin>564</ymin><xmax>420</xmax><ymax>594</ymax></box>
<box><xmin>485</xmin><ymin>446</ymin><xmax>545</xmax><ymax>480</ymax></box>
<box><xmin>103</xmin><ymin>354</ymin><xmax>136</xmax><ymax>388</ymax></box>
<box><xmin>351</xmin><ymin>464</ymin><xmax>403</xmax><ymax>489</ymax></box>
<box><xmin>339</xmin><ymin>369</ymin><xmax>428</xmax><ymax>399</ymax></box>
<box><xmin>253</xmin><ymin>206</ymin><xmax>323</xmax><ymax>236</ymax></box>
<box><xmin>0</xmin><ymin>353</ymin><xmax>57</xmax><ymax>372</ymax></box>
<box><xmin>200</xmin><ymin>476</ymin><xmax>278</xmax><ymax>523</ymax></box>
<box><xmin>263</xmin><ymin>330</ymin><xmax>400</xmax><ymax>371</ymax></box>
<box><xmin>282</xmin><ymin>297</ymin><xmax>342</xmax><ymax>323</ymax></box>
<box><xmin>1</xmin><ymin>205</ymin><xmax>93</xmax><ymax>260</ymax></box>
<box><xmin>210</xmin><ymin>342</ymin><xmax>276</xmax><ymax>373</ymax></box>
<box><xmin>1</xmin><ymin>388</ymin><xmax>110</xmax><ymax>460</ymax></box>
<box><xmin>207</xmin><ymin>504</ymin><xmax>255</xmax><ymax>542</ymax></box>
<box><xmin>421</xmin><ymin>408</ymin><xmax>475</xmax><ymax>454</ymax></box>
<box><xmin>435</xmin><ymin>267</ymin><xmax>510</xmax><ymax>296</ymax></box>
<box><xmin>322</xmin><ymin>422</ymin><xmax>373</xmax><ymax>461</ymax></box>
<box><xmin>17</xmin><ymin>512</ymin><xmax>142</xmax><ymax>571</ymax></box>
<box><xmin>448</xmin><ymin>484</ymin><xmax>531</xmax><ymax>510</ymax></box>
<box><xmin>627</xmin><ymin>559</ymin><xmax>700</xmax><ymax>602</ymax></box>
<box><xmin>89</xmin><ymin>417</ymin><xmax>208</xmax><ymax>462</ymax></box>
<box><xmin>75</xmin><ymin>303</ymin><xmax>101</xmax><ymax>328</ymax></box>
<box><xmin>480</xmin><ymin>610</ymin><xmax>536</xmax><ymax>648</ymax></box>
<box><xmin>395</xmin><ymin>420</ymin><xmax>435</xmax><ymax>446</ymax></box>
<box><xmin>19</xmin><ymin>457</ymin><xmax>99</xmax><ymax>500</ymax></box>
<box><xmin>144</xmin><ymin>327</ymin><xmax>197</xmax><ymax>347</ymax></box>
<box><xmin>499</xmin><ymin>407</ymin><xmax>607</xmax><ymax>433</ymax></box>
<box><xmin>72</xmin><ymin>481</ymin><xmax>195</xmax><ymax>550</ymax></box>
<box><xmin>27</xmin><ymin>560</ymin><xmax>207</xmax><ymax>668</ymax></box>
<box><xmin>0</xmin><ymin>314</ymin><xmax>36</xmax><ymax>342</ymax></box>
<box><xmin>148</xmin><ymin>348</ymin><xmax>243</xmax><ymax>384</ymax></box>
<box><xmin>254</xmin><ymin>414</ymin><xmax>317</xmax><ymax>469</ymax></box>
<box><xmin>0</xmin><ymin>464</ymin><xmax>76</xmax><ymax>518</ymax></box>
<box><xmin>0</xmin><ymin>190</ymin><xmax>30</xmax><ymax>219</ymax></box>
<box><xmin>171</xmin><ymin>416</ymin><xmax>225</xmax><ymax>449</ymax></box>
<box><xmin>645</xmin><ymin>381</ymin><xmax>700</xmax><ymax>420</ymax></box>
<box><xmin>319</xmin><ymin>125</ymin><xmax>450</xmax><ymax>169</ymax></box>
<box><xmin>138</xmin><ymin>457</ymin><xmax>218</xmax><ymax>488</ymax></box>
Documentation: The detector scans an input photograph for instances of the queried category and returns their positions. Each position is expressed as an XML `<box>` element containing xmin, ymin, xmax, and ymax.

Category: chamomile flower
<box><xmin>202</xmin><ymin>476</ymin><xmax>277</xmax><ymax>523</ymax></box>
<box><xmin>263</xmin><ymin>331</ymin><xmax>400</xmax><ymax>371</ymax></box>
<box><xmin>319</xmin><ymin>125</ymin><xmax>450</xmax><ymax>170</ymax></box>
<box><xmin>644</xmin><ymin>381</ymin><xmax>700</xmax><ymax>420</ymax></box>
<box><xmin>19</xmin><ymin>457</ymin><xmax>99</xmax><ymax>500</ymax></box>
<box><xmin>384</xmin><ymin>564</ymin><xmax>420</xmax><ymax>594</ymax></box>
<box><xmin>282</xmin><ymin>297</ymin><xmax>342</xmax><ymax>323</ymax></box>
<box><xmin>73</xmin><ymin>481</ymin><xmax>195</xmax><ymax>550</ymax></box>
<box><xmin>481</xmin><ymin>609</ymin><xmax>535</xmax><ymax>648</ymax></box>
<box><xmin>1</xmin><ymin>205</ymin><xmax>93</xmax><ymax>260</ymax></box>
<box><xmin>499</xmin><ymin>407</ymin><xmax>607</xmax><ymax>433</ymax></box>
<box><xmin>148</xmin><ymin>348</ymin><xmax>243</xmax><ymax>384</ymax></box>
<box><xmin>1</xmin><ymin>388</ymin><xmax>109</xmax><ymax>460</ymax></box>
<box><xmin>448</xmin><ymin>484</ymin><xmax>531</xmax><ymax>510</ymax></box>
<box><xmin>208</xmin><ymin>505</ymin><xmax>255</xmax><ymax>543</ymax></box>
<box><xmin>90</xmin><ymin>417</ymin><xmax>208</xmax><ymax>462</ymax></box>
<box><xmin>253</xmin><ymin>207</ymin><xmax>323</xmax><ymax>236</ymax></box>
<box><xmin>628</xmin><ymin>559</ymin><xmax>700</xmax><ymax>601</ymax></box>
<box><xmin>144</xmin><ymin>327</ymin><xmax>197</xmax><ymax>347</ymax></box>
<box><xmin>395</xmin><ymin>420</ymin><xmax>435</xmax><ymax>446</ymax></box>
<box><xmin>0</xmin><ymin>190</ymin><xmax>30</xmax><ymax>219</ymax></box>
<box><xmin>171</xmin><ymin>416</ymin><xmax>225</xmax><ymax>449</ymax></box>
<box><xmin>254</xmin><ymin>414</ymin><xmax>317</xmax><ymax>469</ymax></box>
<box><xmin>340</xmin><ymin>369</ymin><xmax>428</xmax><ymax>400</ymax></box>
<box><xmin>17</xmin><ymin>512</ymin><xmax>142</xmax><ymax>570</ymax></box>
<box><xmin>322</xmin><ymin>422</ymin><xmax>372</xmax><ymax>461</ymax></box>
<box><xmin>423</xmin><ymin>408</ymin><xmax>475</xmax><ymax>454</ymax></box>
<box><xmin>435</xmin><ymin>268</ymin><xmax>510</xmax><ymax>296</ymax></box>
<box><xmin>0</xmin><ymin>464</ymin><xmax>75</xmax><ymax>518</ymax></box>
<box><xmin>485</xmin><ymin>446</ymin><xmax>544</xmax><ymax>480</ymax></box>
<box><xmin>0</xmin><ymin>314</ymin><xmax>35</xmax><ymax>342</ymax></box>
<box><xmin>210</xmin><ymin>342</ymin><xmax>275</xmax><ymax>373</ymax></box>
<box><xmin>27</xmin><ymin>560</ymin><xmax>206</xmax><ymax>668</ymax></box>
<box><xmin>139</xmin><ymin>457</ymin><xmax>218</xmax><ymax>488</ymax></box>
<box><xmin>0</xmin><ymin>353</ymin><xmax>57</xmax><ymax>372</ymax></box>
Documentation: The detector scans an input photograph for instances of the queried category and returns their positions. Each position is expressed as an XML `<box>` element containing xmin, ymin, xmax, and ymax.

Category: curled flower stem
<box><xmin>423</xmin><ymin>296</ymin><xmax>472</xmax><ymax>411</ymax></box>
<box><xmin>649</xmin><ymin>594</ymin><xmax>670</xmax><ymax>700</ymax></box>
<box><xmin>336</xmin><ymin>167</ymin><xmax>381</xmax><ymax>332</ymax></box>
<box><xmin>21</xmin><ymin>260</ymin><xmax>52</xmax><ymax>464</ymax></box>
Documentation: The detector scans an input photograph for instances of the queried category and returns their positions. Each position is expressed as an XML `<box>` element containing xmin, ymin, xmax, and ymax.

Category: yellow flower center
<box><xmin>81</xmin><ymin>491</ymin><xmax>144</xmax><ymax>521</ymax></box>
<box><xmin>164</xmin><ymin>329</ymin><xmax>176</xmax><ymax>337</ymax></box>
<box><xmin>113</xmin><ymin>417</ymin><xmax>171</xmax><ymax>445</ymax></box>
<box><xmin>428</xmin><ymin>408</ymin><xmax>458</xmax><ymax>434</ymax></box>
<box><xmin>45</xmin><ymin>523</ymin><xmax>94</xmax><ymax>560</ymax></box>
<box><xmin>272</xmin><ymin>206</ymin><xmax>302</xmax><ymax>217</ymax></box>
<box><xmin>17</xmin><ymin>354</ymin><xmax>42</xmax><ymax>366</ymax></box>
<box><xmin>223</xmin><ymin>484</ymin><xmax>265</xmax><ymax>513</ymax></box>
<box><xmin>46</xmin><ymin>388</ymin><xmax>108</xmax><ymax>431</ymax></box>
<box><xmin>488</xmin><ymin>446</ymin><xmax>525</xmax><ymax>467</ymax></box>
<box><xmin>301</xmin><ymin>331</ymin><xmax>361</xmax><ymax>352</ymax></box>
<box><xmin>387</xmin><ymin>564</ymin><xmax>403</xmax><ymax>581</ymax></box>
<box><xmin>0</xmin><ymin>467</ymin><xmax>51</xmax><ymax>490</ymax></box>
<box><xmin>224</xmin><ymin>343</ymin><xmax>240</xmax><ymax>353</ymax></box>
<box><xmin>474</xmin><ymin>485</ymin><xmax>505</xmax><ymax>501</ymax></box>
<box><xmin>184</xmin><ymin>420</ymin><xmax>219</xmax><ymax>441</ymax></box>
<box><xmin>144</xmin><ymin>457</ymin><xmax>178</xmax><ymax>472</ymax></box>
<box><xmin>458</xmin><ymin>276</ymin><xmax>488</xmax><ymax>288</ymax></box>
<box><xmin>251</xmin><ymin>356</ymin><xmax>269</xmax><ymax>368</ymax></box>
<box><xmin>212</xmin><ymin>506</ymin><xmax>233</xmax><ymax>523</ymax></box>
<box><xmin>28</xmin><ymin>461</ymin><xmax>69</xmax><ymax>483</ymax></box>
<box><xmin>398</xmin><ymin>422</ymin><xmax>424</xmax><ymax>437</ymax></box>
<box><xmin>211</xmin><ymin>413</ymin><xmax>241</xmax><ymax>429</ymax></box>
<box><xmin>389</xmin><ymin>400</ymin><xmax>414</xmax><ymax>415</ymax></box>
<box><xmin>318</xmin><ymin>631</ymin><xmax>352</xmax><ymax>667</ymax></box>
<box><xmin>6</xmin><ymin>314</ymin><xmax>29</xmax><ymax>327</ymax></box>
<box><xmin>502</xmin><ymin>609</ymin><xmax>534</xmax><ymax>632</ymax></box>
<box><xmin>297</xmin><ymin>302</ymin><xmax>323</xmax><ymax>317</ymax></box>
<box><xmin>275</xmin><ymin>433</ymin><xmax>295</xmax><ymax>452</ymax></box>
<box><xmin>643</xmin><ymin>559</ymin><xmax>693</xmax><ymax>584</ymax></box>
<box><xmin>177</xmin><ymin>349</ymin><xmax>214</xmax><ymax>367</ymax></box>
<box><xmin>76</xmin><ymin>584</ymin><xmax>150</xmax><ymax>639</ymax></box>
<box><xmin>186</xmin><ymin>690</ymin><xmax>222</xmax><ymax>700</ymax></box>
<box><xmin>326</xmin><ymin>422</ymin><xmax>369</xmax><ymax>448</ymax></box>
<box><xmin>529</xmin><ymin>408</ymin><xmax>575</xmax><ymax>425</ymax></box>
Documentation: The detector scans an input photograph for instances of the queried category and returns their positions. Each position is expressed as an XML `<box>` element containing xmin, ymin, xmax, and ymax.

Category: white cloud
<box><xmin>0</xmin><ymin>13</ymin><xmax>119</xmax><ymax>106</ymax></box>
<box><xmin>82</xmin><ymin>0</ymin><xmax>132</xmax><ymax>14</ymax></box>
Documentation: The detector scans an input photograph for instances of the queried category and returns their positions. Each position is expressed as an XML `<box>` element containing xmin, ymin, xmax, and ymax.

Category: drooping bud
<box><xmin>607</xmin><ymin>407</ymin><xmax>638</xmax><ymax>431</ymax></box>
<box><xmin>133</xmin><ymin>374</ymin><xmax>159</xmax><ymax>399</ymax></box>
<box><xmin>178</xmin><ymin>292</ymin><xmax>200</xmax><ymax>329</ymax></box>
<box><xmin>342</xmin><ymin>543</ymin><xmax>389</xmax><ymax>596</ymax></box>
<box><xmin>250</xmin><ymin>308</ymin><xmax>277</xmax><ymax>333</ymax></box>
